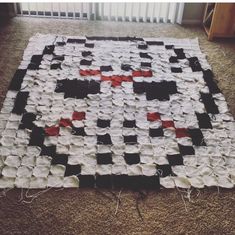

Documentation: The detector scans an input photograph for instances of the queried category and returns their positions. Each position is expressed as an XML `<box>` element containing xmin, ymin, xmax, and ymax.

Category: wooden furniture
<box><xmin>203</xmin><ymin>3</ymin><xmax>235</xmax><ymax>40</ymax></box>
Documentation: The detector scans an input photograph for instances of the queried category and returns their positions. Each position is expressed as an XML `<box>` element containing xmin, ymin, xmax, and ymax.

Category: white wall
<box><xmin>0</xmin><ymin>3</ymin><xmax>17</xmax><ymax>18</ymax></box>
<box><xmin>182</xmin><ymin>3</ymin><xmax>206</xmax><ymax>25</ymax></box>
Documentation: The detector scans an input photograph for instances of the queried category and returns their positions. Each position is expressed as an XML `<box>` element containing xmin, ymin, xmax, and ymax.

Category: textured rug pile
<box><xmin>0</xmin><ymin>34</ymin><xmax>234</xmax><ymax>189</ymax></box>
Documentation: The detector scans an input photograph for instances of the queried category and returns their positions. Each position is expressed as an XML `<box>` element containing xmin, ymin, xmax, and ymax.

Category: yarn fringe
<box><xmin>0</xmin><ymin>185</ymin><xmax>224</xmax><ymax>216</ymax></box>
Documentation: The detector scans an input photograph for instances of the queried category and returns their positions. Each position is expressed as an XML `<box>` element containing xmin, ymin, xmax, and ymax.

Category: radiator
<box><xmin>20</xmin><ymin>2</ymin><xmax>184</xmax><ymax>24</ymax></box>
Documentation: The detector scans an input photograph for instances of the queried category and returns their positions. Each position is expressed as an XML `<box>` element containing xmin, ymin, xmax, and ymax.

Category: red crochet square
<box><xmin>162</xmin><ymin>120</ymin><xmax>175</xmax><ymax>128</ymax></box>
<box><xmin>142</xmin><ymin>70</ymin><xmax>153</xmax><ymax>77</ymax></box>
<box><xmin>112</xmin><ymin>75</ymin><xmax>122</xmax><ymax>82</ymax></box>
<box><xmin>122</xmin><ymin>76</ymin><xmax>132</xmax><ymax>82</ymax></box>
<box><xmin>176</xmin><ymin>128</ymin><xmax>189</xmax><ymax>138</ymax></box>
<box><xmin>72</xmin><ymin>111</ymin><xmax>86</xmax><ymax>121</ymax></box>
<box><xmin>132</xmin><ymin>70</ymin><xmax>143</xmax><ymax>77</ymax></box>
<box><xmin>101</xmin><ymin>75</ymin><xmax>111</xmax><ymax>81</ymax></box>
<box><xmin>90</xmin><ymin>70</ymin><xmax>100</xmax><ymax>75</ymax></box>
<box><xmin>147</xmin><ymin>112</ymin><xmax>161</xmax><ymax>121</ymax></box>
<box><xmin>45</xmin><ymin>126</ymin><xmax>60</xmax><ymax>136</ymax></box>
<box><xmin>112</xmin><ymin>80</ymin><xmax>122</xmax><ymax>87</ymax></box>
<box><xmin>79</xmin><ymin>70</ymin><xmax>90</xmax><ymax>76</ymax></box>
<box><xmin>59</xmin><ymin>118</ymin><xmax>72</xmax><ymax>127</ymax></box>
<box><xmin>80</xmin><ymin>69</ymin><xmax>100</xmax><ymax>76</ymax></box>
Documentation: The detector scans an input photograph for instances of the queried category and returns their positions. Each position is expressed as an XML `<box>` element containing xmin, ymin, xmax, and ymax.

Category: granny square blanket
<box><xmin>0</xmin><ymin>34</ymin><xmax>234</xmax><ymax>189</ymax></box>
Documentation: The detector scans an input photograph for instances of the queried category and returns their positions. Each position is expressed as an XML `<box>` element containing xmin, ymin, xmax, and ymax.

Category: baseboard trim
<box><xmin>181</xmin><ymin>19</ymin><xmax>202</xmax><ymax>25</ymax></box>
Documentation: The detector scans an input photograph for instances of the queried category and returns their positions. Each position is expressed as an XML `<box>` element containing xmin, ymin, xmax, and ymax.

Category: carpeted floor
<box><xmin>0</xmin><ymin>17</ymin><xmax>234</xmax><ymax>235</ymax></box>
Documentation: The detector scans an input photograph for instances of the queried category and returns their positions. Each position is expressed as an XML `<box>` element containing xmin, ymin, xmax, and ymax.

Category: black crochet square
<box><xmin>97</xmin><ymin>134</ymin><xmax>112</xmax><ymax>145</ymax></box>
<box><xmin>196</xmin><ymin>113</ymin><xmax>213</xmax><ymax>129</ymax></box>
<box><xmin>97</xmin><ymin>119</ymin><xmax>110</xmax><ymax>128</ymax></box>
<box><xmin>123</xmin><ymin>120</ymin><xmax>136</xmax><ymax>128</ymax></box>
<box><xmin>19</xmin><ymin>112</ymin><xmax>36</xmax><ymax>130</ymax></box>
<box><xmin>149</xmin><ymin>128</ymin><xmax>164</xmax><ymax>137</ymax></box>
<box><xmin>78</xmin><ymin>175</ymin><xmax>95</xmax><ymax>188</ymax></box>
<box><xmin>51</xmin><ymin>154</ymin><xmax>68</xmax><ymax>166</ymax></box>
<box><xmin>124</xmin><ymin>135</ymin><xmax>138</xmax><ymax>144</ymax></box>
<box><xmin>124</xmin><ymin>153</ymin><xmax>140</xmax><ymax>165</ymax></box>
<box><xmin>97</xmin><ymin>153</ymin><xmax>113</xmax><ymax>164</ymax></box>
<box><xmin>188</xmin><ymin>128</ymin><xmax>206</xmax><ymax>146</ymax></box>
<box><xmin>72</xmin><ymin>127</ymin><xmax>86</xmax><ymax>136</ymax></box>
<box><xmin>178</xmin><ymin>144</ymin><xmax>195</xmax><ymax>156</ymax></box>
<box><xmin>9</xmin><ymin>69</ymin><xmax>27</xmax><ymax>91</ymax></box>
<box><xmin>12</xmin><ymin>92</ymin><xmax>29</xmax><ymax>115</ymax></box>
<box><xmin>65</xmin><ymin>164</ymin><xmax>81</xmax><ymax>176</ymax></box>
<box><xmin>96</xmin><ymin>175</ymin><xmax>112</xmax><ymax>188</ymax></box>
<box><xmin>167</xmin><ymin>154</ymin><xmax>183</xmax><ymax>166</ymax></box>
<box><xmin>157</xmin><ymin>165</ymin><xmax>173</xmax><ymax>177</ymax></box>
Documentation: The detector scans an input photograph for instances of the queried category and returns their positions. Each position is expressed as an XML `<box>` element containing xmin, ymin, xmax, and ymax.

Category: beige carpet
<box><xmin>0</xmin><ymin>17</ymin><xmax>234</xmax><ymax>235</ymax></box>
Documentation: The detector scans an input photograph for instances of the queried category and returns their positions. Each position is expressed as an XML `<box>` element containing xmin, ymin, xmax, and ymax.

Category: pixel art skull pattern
<box><xmin>0</xmin><ymin>34</ymin><xmax>235</xmax><ymax>189</ymax></box>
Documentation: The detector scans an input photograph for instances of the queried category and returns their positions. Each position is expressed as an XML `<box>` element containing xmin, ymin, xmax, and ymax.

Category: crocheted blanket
<box><xmin>0</xmin><ymin>34</ymin><xmax>234</xmax><ymax>189</ymax></box>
